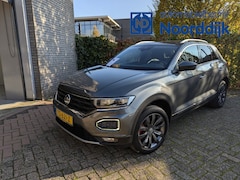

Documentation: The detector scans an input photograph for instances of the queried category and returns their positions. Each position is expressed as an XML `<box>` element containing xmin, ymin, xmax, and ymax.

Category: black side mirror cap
<box><xmin>178</xmin><ymin>61</ymin><xmax>197</xmax><ymax>71</ymax></box>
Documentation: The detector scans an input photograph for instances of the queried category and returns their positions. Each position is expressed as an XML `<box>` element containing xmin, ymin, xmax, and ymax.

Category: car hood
<box><xmin>61</xmin><ymin>65</ymin><xmax>167</xmax><ymax>96</ymax></box>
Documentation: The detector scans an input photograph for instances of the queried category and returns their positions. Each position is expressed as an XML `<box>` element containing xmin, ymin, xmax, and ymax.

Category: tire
<box><xmin>208</xmin><ymin>80</ymin><xmax>227</xmax><ymax>108</ymax></box>
<box><xmin>132</xmin><ymin>105</ymin><xmax>169</xmax><ymax>154</ymax></box>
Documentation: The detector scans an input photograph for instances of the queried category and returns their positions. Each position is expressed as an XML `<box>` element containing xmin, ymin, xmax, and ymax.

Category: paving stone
<box><xmin>40</xmin><ymin>171</ymin><xmax>64</xmax><ymax>180</ymax></box>
<box><xmin>75</xmin><ymin>167</ymin><xmax>94</xmax><ymax>178</ymax></box>
<box><xmin>200</xmin><ymin>173</ymin><xmax>222</xmax><ymax>180</ymax></box>
<box><xmin>23</xmin><ymin>151</ymin><xmax>35</xmax><ymax>162</ymax></box>
<box><xmin>37</xmin><ymin>162</ymin><xmax>50</xmax><ymax>176</ymax></box>
<box><xmin>174</xmin><ymin>169</ymin><xmax>193</xmax><ymax>180</ymax></box>
<box><xmin>87</xmin><ymin>172</ymin><xmax>100</xmax><ymax>180</ymax></box>
<box><xmin>2</xmin><ymin>146</ymin><xmax>13</xmax><ymax>159</ymax></box>
<box><xmin>222</xmin><ymin>153</ymin><xmax>240</xmax><ymax>163</ymax></box>
<box><xmin>93</xmin><ymin>164</ymin><xmax>108</xmax><ymax>177</ymax></box>
<box><xmin>69</xmin><ymin>159</ymin><xmax>82</xmax><ymax>172</ymax></box>
<box><xmin>14</xmin><ymin>158</ymin><xmax>24</xmax><ymax>170</ymax></box>
<box><xmin>134</xmin><ymin>160</ymin><xmax>151</xmax><ymax>170</ymax></box>
<box><xmin>15</xmin><ymin>175</ymin><xmax>27</xmax><ymax>180</ymax></box>
<box><xmin>77</xmin><ymin>177</ymin><xmax>89</xmax><ymax>180</ymax></box>
<box><xmin>147</xmin><ymin>166</ymin><xmax>165</xmax><ymax>179</ymax></box>
<box><xmin>132</xmin><ymin>169</ymin><xmax>149</xmax><ymax>180</ymax></box>
<box><xmin>1</xmin><ymin>166</ymin><xmax>13</xmax><ymax>179</ymax></box>
<box><xmin>64</xmin><ymin>173</ymin><xmax>76</xmax><ymax>180</ymax></box>
<box><xmin>48</xmin><ymin>163</ymin><xmax>69</xmax><ymax>173</ymax></box>
<box><xmin>46</xmin><ymin>155</ymin><xmax>58</xmax><ymax>167</ymax></box>
<box><xmin>232</xmin><ymin>164</ymin><xmax>240</xmax><ymax>174</ymax></box>
<box><xmin>27</xmin><ymin>171</ymin><xmax>40</xmax><ymax>180</ymax></box>
<box><xmin>14</xmin><ymin>165</ymin><xmax>37</xmax><ymax>177</ymax></box>
<box><xmin>80</xmin><ymin>158</ymin><xmax>99</xmax><ymax>169</ymax></box>
<box><xmin>222</xmin><ymin>171</ymin><xmax>238</xmax><ymax>180</ymax></box>
<box><xmin>102</xmin><ymin>172</ymin><xmax>121</xmax><ymax>180</ymax></box>
<box><xmin>106</xmin><ymin>163</ymin><xmax>123</xmax><ymax>174</ymax></box>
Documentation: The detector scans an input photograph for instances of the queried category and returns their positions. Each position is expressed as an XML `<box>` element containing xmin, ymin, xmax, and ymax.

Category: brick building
<box><xmin>0</xmin><ymin>0</ymin><xmax>77</xmax><ymax>100</ymax></box>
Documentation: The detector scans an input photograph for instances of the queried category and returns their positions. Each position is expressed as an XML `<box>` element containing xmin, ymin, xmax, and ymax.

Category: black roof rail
<box><xmin>180</xmin><ymin>39</ymin><xmax>208</xmax><ymax>44</ymax></box>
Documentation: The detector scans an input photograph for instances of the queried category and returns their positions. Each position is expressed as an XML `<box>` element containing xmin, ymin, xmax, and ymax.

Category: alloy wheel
<box><xmin>137</xmin><ymin>113</ymin><xmax>166</xmax><ymax>150</ymax></box>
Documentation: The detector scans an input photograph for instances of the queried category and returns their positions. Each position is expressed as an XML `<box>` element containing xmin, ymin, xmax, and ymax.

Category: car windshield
<box><xmin>107</xmin><ymin>44</ymin><xmax>179</xmax><ymax>70</ymax></box>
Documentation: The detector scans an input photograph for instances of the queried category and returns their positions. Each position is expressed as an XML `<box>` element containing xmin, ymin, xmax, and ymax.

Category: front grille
<box><xmin>56</xmin><ymin>117</ymin><xmax>98</xmax><ymax>142</ymax></box>
<box><xmin>57</xmin><ymin>84</ymin><xmax>96</xmax><ymax>115</ymax></box>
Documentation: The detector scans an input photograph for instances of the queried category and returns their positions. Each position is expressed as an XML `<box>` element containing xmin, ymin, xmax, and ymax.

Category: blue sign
<box><xmin>160</xmin><ymin>22</ymin><xmax>229</xmax><ymax>37</ymax></box>
<box><xmin>130</xmin><ymin>12</ymin><xmax>152</xmax><ymax>34</ymax></box>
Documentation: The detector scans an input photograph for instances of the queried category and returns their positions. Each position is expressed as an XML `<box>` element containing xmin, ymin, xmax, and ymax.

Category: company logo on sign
<box><xmin>130</xmin><ymin>12</ymin><xmax>152</xmax><ymax>34</ymax></box>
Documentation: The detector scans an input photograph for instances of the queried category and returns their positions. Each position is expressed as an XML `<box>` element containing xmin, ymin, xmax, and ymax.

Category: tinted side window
<box><xmin>179</xmin><ymin>45</ymin><xmax>199</xmax><ymax>64</ymax></box>
<box><xmin>199</xmin><ymin>45</ymin><xmax>218</xmax><ymax>63</ymax></box>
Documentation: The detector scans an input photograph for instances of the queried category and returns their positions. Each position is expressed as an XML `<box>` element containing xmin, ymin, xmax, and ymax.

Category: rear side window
<box><xmin>198</xmin><ymin>45</ymin><xmax>218</xmax><ymax>63</ymax></box>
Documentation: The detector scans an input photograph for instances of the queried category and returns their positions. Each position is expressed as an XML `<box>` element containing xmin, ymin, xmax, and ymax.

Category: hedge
<box><xmin>75</xmin><ymin>35</ymin><xmax>117</xmax><ymax>70</ymax></box>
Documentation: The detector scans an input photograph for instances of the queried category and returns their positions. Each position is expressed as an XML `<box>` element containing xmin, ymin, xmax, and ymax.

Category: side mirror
<box><xmin>178</xmin><ymin>61</ymin><xmax>197</xmax><ymax>71</ymax></box>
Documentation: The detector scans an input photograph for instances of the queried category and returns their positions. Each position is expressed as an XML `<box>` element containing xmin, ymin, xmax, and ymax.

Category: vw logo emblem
<box><xmin>64</xmin><ymin>94</ymin><xmax>71</xmax><ymax>105</ymax></box>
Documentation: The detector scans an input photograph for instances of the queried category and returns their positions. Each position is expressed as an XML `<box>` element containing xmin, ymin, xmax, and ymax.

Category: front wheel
<box><xmin>208</xmin><ymin>80</ymin><xmax>228</xmax><ymax>108</ymax></box>
<box><xmin>132</xmin><ymin>105</ymin><xmax>169</xmax><ymax>154</ymax></box>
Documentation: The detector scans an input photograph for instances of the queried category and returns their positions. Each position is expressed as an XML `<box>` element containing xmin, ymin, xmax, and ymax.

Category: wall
<box><xmin>30</xmin><ymin>0</ymin><xmax>77</xmax><ymax>99</ymax></box>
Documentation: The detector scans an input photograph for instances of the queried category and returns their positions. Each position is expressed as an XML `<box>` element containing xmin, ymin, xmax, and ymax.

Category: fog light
<box><xmin>96</xmin><ymin>119</ymin><xmax>120</xmax><ymax>131</ymax></box>
<box><xmin>102</xmin><ymin>137</ymin><xmax>118</xmax><ymax>142</ymax></box>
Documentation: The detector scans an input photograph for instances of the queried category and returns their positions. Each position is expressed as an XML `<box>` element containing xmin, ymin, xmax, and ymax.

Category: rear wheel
<box><xmin>208</xmin><ymin>80</ymin><xmax>227</xmax><ymax>108</ymax></box>
<box><xmin>132</xmin><ymin>105</ymin><xmax>169</xmax><ymax>154</ymax></box>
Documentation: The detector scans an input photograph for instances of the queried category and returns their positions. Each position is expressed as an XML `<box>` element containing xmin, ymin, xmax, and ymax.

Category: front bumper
<box><xmin>53</xmin><ymin>99</ymin><xmax>136</xmax><ymax>146</ymax></box>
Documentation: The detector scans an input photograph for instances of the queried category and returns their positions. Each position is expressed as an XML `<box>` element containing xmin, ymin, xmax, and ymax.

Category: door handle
<box><xmin>219</xmin><ymin>67</ymin><xmax>224</xmax><ymax>71</ymax></box>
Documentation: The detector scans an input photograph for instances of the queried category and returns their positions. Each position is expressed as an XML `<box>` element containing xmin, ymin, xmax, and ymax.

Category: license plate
<box><xmin>56</xmin><ymin>108</ymin><xmax>73</xmax><ymax>126</ymax></box>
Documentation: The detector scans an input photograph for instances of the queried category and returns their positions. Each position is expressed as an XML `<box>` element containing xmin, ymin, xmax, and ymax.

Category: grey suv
<box><xmin>53</xmin><ymin>39</ymin><xmax>229</xmax><ymax>153</ymax></box>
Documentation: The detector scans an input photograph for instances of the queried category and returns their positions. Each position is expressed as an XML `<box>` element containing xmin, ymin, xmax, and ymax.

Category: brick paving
<box><xmin>0</xmin><ymin>91</ymin><xmax>240</xmax><ymax>180</ymax></box>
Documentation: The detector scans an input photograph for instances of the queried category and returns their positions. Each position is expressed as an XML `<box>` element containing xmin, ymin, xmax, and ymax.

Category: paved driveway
<box><xmin>0</xmin><ymin>91</ymin><xmax>240</xmax><ymax>180</ymax></box>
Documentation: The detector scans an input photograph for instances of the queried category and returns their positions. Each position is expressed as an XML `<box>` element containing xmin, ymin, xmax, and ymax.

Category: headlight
<box><xmin>93</xmin><ymin>96</ymin><xmax>135</xmax><ymax>109</ymax></box>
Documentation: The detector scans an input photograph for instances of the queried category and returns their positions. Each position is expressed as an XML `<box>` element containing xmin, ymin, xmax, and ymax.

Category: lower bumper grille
<box><xmin>56</xmin><ymin>117</ymin><xmax>98</xmax><ymax>143</ymax></box>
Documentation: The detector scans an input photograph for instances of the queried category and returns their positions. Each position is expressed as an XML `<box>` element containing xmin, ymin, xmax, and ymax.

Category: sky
<box><xmin>73</xmin><ymin>0</ymin><xmax>154</xmax><ymax>19</ymax></box>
